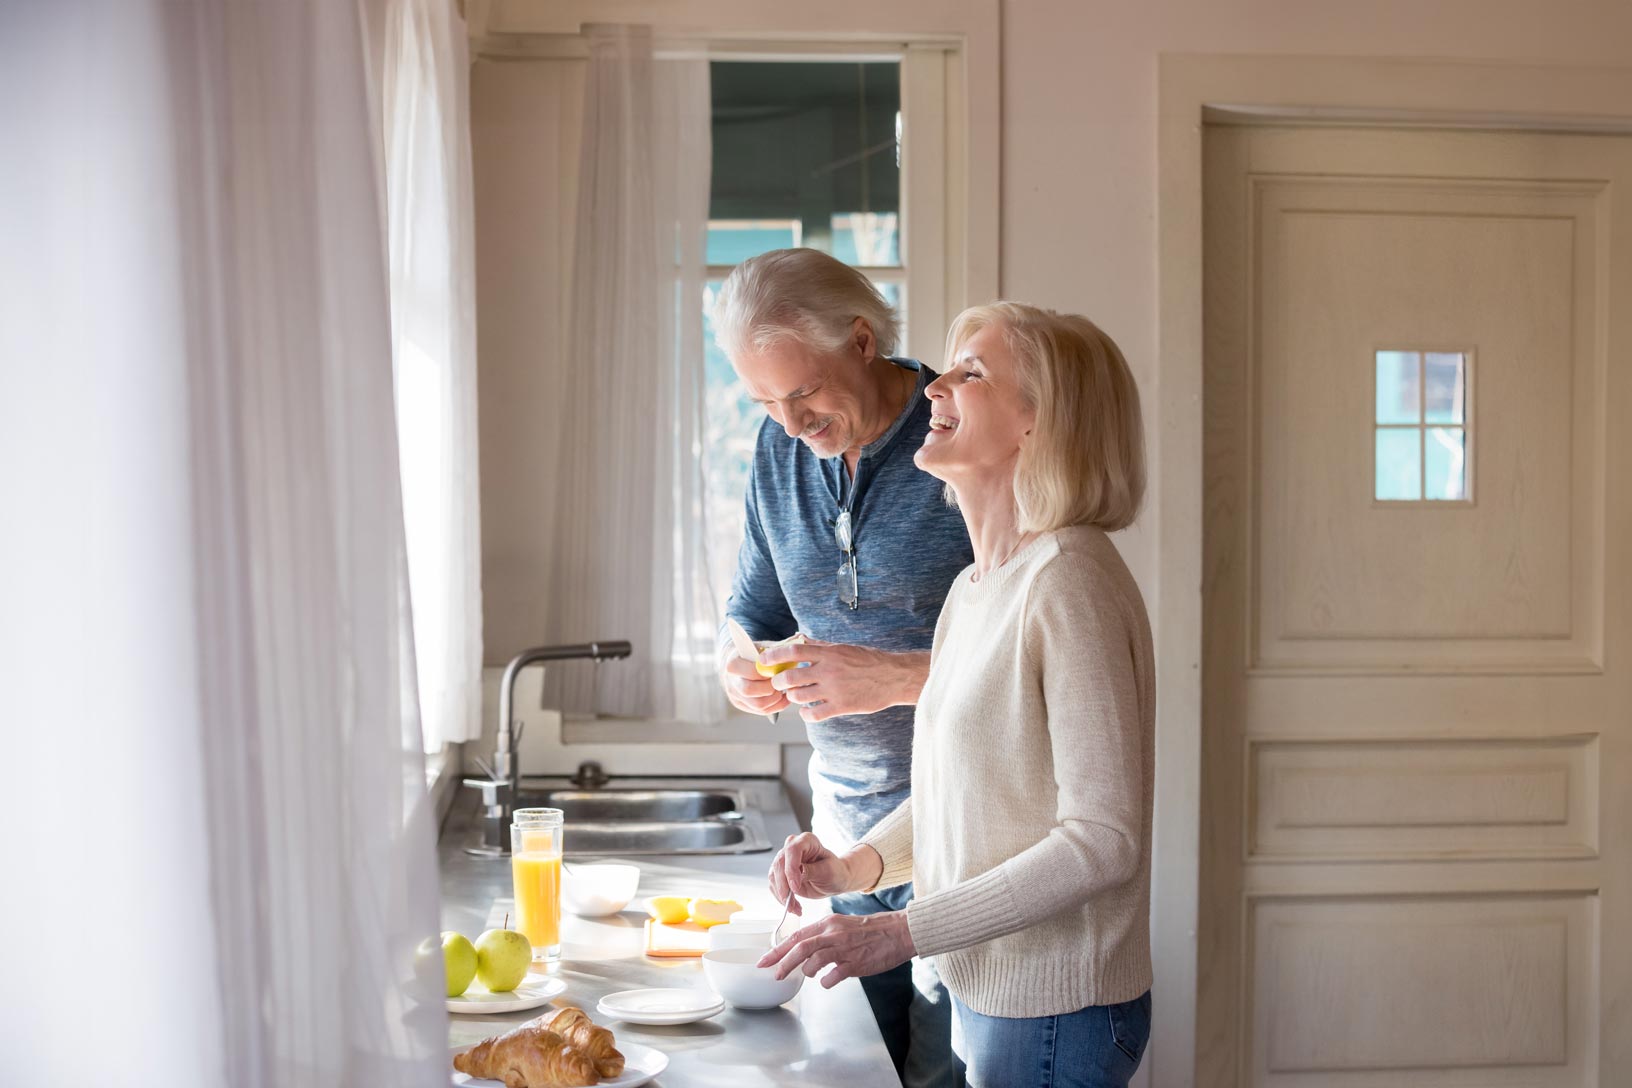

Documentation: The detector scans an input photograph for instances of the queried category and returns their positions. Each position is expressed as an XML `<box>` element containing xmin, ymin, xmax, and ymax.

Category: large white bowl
<box><xmin>701</xmin><ymin>947</ymin><xmax>804</xmax><ymax>1009</ymax></box>
<box><xmin>561</xmin><ymin>862</ymin><xmax>640</xmax><ymax>917</ymax></box>
<box><xmin>706</xmin><ymin>918</ymin><xmax>779</xmax><ymax>952</ymax></box>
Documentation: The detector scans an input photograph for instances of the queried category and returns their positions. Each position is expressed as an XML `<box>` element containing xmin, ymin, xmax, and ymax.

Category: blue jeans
<box><xmin>832</xmin><ymin>884</ymin><xmax>966</xmax><ymax>1088</ymax></box>
<box><xmin>952</xmin><ymin>991</ymin><xmax>1151</xmax><ymax>1088</ymax></box>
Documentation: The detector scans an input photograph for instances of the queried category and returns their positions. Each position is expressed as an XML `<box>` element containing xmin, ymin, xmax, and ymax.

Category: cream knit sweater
<box><xmin>859</xmin><ymin>525</ymin><xmax>1155</xmax><ymax>1018</ymax></box>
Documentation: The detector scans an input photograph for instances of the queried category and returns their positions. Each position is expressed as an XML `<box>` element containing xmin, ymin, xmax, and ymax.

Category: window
<box><xmin>701</xmin><ymin>60</ymin><xmax>904</xmax><ymax>597</ymax></box>
<box><xmin>1374</xmin><ymin>349</ymin><xmax>1471</xmax><ymax>502</ymax></box>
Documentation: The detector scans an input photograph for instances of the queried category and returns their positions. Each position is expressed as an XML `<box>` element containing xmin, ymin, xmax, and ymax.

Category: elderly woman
<box><xmin>760</xmin><ymin>302</ymin><xmax>1154</xmax><ymax>1087</ymax></box>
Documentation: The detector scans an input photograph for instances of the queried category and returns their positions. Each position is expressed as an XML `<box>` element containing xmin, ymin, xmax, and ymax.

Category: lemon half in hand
<box><xmin>754</xmin><ymin>634</ymin><xmax>807</xmax><ymax>678</ymax></box>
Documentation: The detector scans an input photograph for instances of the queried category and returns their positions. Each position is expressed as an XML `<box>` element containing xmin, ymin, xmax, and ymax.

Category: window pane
<box><xmin>1423</xmin><ymin>352</ymin><xmax>1466</xmax><ymax>424</ymax></box>
<box><xmin>1425</xmin><ymin>426</ymin><xmax>1467</xmax><ymax>500</ymax></box>
<box><xmin>707</xmin><ymin>220</ymin><xmax>800</xmax><ymax>265</ymax></box>
<box><xmin>1375</xmin><ymin>428</ymin><xmax>1421</xmax><ymax>500</ymax></box>
<box><xmin>1375</xmin><ymin>350</ymin><xmax>1420</xmax><ymax>424</ymax></box>
<box><xmin>832</xmin><ymin>212</ymin><xmax>899</xmax><ymax>265</ymax></box>
<box><xmin>710</xmin><ymin>61</ymin><xmax>900</xmax><ymax>260</ymax></box>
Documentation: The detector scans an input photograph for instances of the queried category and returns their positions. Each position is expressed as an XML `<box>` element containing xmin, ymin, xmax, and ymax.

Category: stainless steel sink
<box><xmin>515</xmin><ymin>788</ymin><xmax>742</xmax><ymax>823</ymax></box>
<box><xmin>488</xmin><ymin>784</ymin><xmax>773</xmax><ymax>857</ymax></box>
<box><xmin>562</xmin><ymin>819</ymin><xmax>768</xmax><ymax>856</ymax></box>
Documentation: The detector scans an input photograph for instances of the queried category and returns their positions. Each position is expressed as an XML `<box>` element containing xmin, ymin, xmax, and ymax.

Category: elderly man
<box><xmin>713</xmin><ymin>247</ymin><xmax>971</xmax><ymax>1087</ymax></box>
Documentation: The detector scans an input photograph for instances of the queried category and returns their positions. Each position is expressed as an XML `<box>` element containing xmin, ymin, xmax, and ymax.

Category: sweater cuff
<box><xmin>857</xmin><ymin>801</ymin><xmax>915</xmax><ymax>892</ymax></box>
<box><xmin>903</xmin><ymin>864</ymin><xmax>1022</xmax><ymax>959</ymax></box>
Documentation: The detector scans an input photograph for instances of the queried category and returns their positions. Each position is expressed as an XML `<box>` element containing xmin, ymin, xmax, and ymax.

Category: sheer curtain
<box><xmin>549</xmin><ymin>25</ymin><xmax>724</xmax><ymax>723</ymax></box>
<box><xmin>375</xmin><ymin>0</ymin><xmax>485</xmax><ymax>751</ymax></box>
<box><xmin>0</xmin><ymin>3</ymin><xmax>446</xmax><ymax>1084</ymax></box>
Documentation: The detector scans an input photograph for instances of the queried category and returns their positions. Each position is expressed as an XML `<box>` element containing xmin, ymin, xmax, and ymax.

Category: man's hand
<box><xmin>717</xmin><ymin>638</ymin><xmax>791</xmax><ymax>717</ymax></box>
<box><xmin>756</xmin><ymin>911</ymin><xmax>916</xmax><ymax>987</ymax></box>
<box><xmin>766</xmin><ymin>833</ymin><xmax>882</xmax><ymax>915</ymax></box>
<box><xmin>760</xmin><ymin>640</ymin><xmax>930</xmax><ymax>723</ymax></box>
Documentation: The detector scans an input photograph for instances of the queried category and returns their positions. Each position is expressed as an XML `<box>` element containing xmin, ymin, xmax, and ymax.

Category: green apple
<box><xmin>441</xmin><ymin>931</ymin><xmax>478</xmax><ymax>998</ymax></box>
<box><xmin>474</xmin><ymin>927</ymin><xmax>532</xmax><ymax>993</ymax></box>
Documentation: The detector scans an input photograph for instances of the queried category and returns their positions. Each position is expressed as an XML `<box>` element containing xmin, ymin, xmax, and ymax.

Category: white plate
<box><xmin>596</xmin><ymin>998</ymin><xmax>726</xmax><ymax>1027</ymax></box>
<box><xmin>452</xmin><ymin>1039</ymin><xmax>668</xmax><ymax>1088</ymax></box>
<box><xmin>446</xmin><ymin>972</ymin><xmax>568</xmax><ymax>1015</ymax></box>
<box><xmin>596</xmin><ymin>987</ymin><xmax>726</xmax><ymax>1025</ymax></box>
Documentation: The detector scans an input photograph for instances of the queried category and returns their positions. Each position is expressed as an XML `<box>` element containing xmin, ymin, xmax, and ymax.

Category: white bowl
<box><xmin>706</xmin><ymin>919</ymin><xmax>779</xmax><ymax>952</ymax></box>
<box><xmin>701</xmin><ymin>947</ymin><xmax>804</xmax><ymax>1009</ymax></box>
<box><xmin>560</xmin><ymin>863</ymin><xmax>640</xmax><ymax>917</ymax></box>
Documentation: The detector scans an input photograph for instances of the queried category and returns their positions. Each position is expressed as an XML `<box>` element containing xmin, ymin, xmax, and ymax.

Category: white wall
<box><xmin>472</xmin><ymin>667</ymin><xmax>781</xmax><ymax>777</ymax></box>
<box><xmin>998</xmin><ymin>0</ymin><xmax>1632</xmax><ymax>595</ymax></box>
<box><xmin>471</xmin><ymin>54</ymin><xmax>585</xmax><ymax>665</ymax></box>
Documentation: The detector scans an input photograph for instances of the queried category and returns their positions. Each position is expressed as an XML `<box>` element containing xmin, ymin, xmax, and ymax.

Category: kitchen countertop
<box><xmin>438</xmin><ymin>776</ymin><xmax>898</xmax><ymax>1087</ymax></box>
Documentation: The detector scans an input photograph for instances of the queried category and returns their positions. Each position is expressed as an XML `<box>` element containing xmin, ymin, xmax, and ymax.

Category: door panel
<box><xmin>1201</xmin><ymin>124</ymin><xmax>1631</xmax><ymax>1087</ymax></box>
<box><xmin>1250</xmin><ymin>895</ymin><xmax>1590</xmax><ymax>1081</ymax></box>
<box><xmin>1249</xmin><ymin>735</ymin><xmax>1597</xmax><ymax>861</ymax></box>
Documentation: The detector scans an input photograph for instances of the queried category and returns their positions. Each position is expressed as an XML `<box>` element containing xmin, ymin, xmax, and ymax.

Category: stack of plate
<box><xmin>597</xmin><ymin>987</ymin><xmax>725</xmax><ymax>1026</ymax></box>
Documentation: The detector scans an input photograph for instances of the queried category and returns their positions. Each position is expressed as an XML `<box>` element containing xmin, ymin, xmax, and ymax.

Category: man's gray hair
<box><xmin>711</xmin><ymin>248</ymin><xmax>901</xmax><ymax>362</ymax></box>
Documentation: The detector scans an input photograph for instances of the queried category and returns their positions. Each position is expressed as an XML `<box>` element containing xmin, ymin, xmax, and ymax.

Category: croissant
<box><xmin>537</xmin><ymin>1006</ymin><xmax>625</xmax><ymax>1078</ymax></box>
<box><xmin>452</xmin><ymin>1023</ymin><xmax>598</xmax><ymax>1088</ymax></box>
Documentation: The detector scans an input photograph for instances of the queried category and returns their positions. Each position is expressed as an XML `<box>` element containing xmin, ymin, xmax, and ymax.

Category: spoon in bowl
<box><xmin>772</xmin><ymin>889</ymin><xmax>796</xmax><ymax>948</ymax></box>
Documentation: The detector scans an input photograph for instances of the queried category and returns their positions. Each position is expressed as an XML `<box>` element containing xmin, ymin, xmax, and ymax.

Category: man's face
<box><xmin>733</xmin><ymin>328</ymin><xmax>875</xmax><ymax>459</ymax></box>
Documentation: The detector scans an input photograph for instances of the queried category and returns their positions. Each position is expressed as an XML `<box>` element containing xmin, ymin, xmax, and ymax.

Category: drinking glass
<box><xmin>510</xmin><ymin>807</ymin><xmax>563</xmax><ymax>962</ymax></box>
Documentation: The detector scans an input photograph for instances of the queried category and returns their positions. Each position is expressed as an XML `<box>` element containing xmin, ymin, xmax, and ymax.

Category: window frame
<box><xmin>465</xmin><ymin>8</ymin><xmax>996</xmax><ymax>342</ymax></box>
<box><xmin>700</xmin><ymin>45</ymin><xmax>945</xmax><ymax>355</ymax></box>
<box><xmin>1370</xmin><ymin>344</ymin><xmax>1477</xmax><ymax>506</ymax></box>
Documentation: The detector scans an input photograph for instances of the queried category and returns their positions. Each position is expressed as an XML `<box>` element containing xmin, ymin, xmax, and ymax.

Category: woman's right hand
<box><xmin>768</xmin><ymin>833</ymin><xmax>877</xmax><ymax>915</ymax></box>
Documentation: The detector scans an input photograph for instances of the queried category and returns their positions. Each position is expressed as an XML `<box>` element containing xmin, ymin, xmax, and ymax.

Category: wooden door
<box><xmin>1200</xmin><ymin>123</ymin><xmax>1632</xmax><ymax>1087</ymax></box>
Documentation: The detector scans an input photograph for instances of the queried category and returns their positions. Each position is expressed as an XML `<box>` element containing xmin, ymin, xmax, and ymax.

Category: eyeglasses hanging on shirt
<box><xmin>835</xmin><ymin>508</ymin><xmax>858</xmax><ymax>610</ymax></box>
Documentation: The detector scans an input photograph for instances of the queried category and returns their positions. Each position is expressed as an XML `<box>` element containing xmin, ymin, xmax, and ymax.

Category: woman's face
<box><xmin>914</xmin><ymin>322</ymin><xmax>1035</xmax><ymax>486</ymax></box>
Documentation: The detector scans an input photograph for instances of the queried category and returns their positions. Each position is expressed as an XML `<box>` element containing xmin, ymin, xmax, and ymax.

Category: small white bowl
<box><xmin>561</xmin><ymin>863</ymin><xmax>640</xmax><ymax>917</ymax></box>
<box><xmin>706</xmin><ymin>919</ymin><xmax>779</xmax><ymax>952</ymax></box>
<box><xmin>701</xmin><ymin>947</ymin><xmax>804</xmax><ymax>1009</ymax></box>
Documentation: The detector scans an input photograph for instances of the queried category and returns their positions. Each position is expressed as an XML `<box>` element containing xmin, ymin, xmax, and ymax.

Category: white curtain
<box><xmin>549</xmin><ymin>25</ymin><xmax>724</xmax><ymax>723</ymax></box>
<box><xmin>374</xmin><ymin>0</ymin><xmax>485</xmax><ymax>751</ymax></box>
<box><xmin>0</xmin><ymin>2</ymin><xmax>446</xmax><ymax>1084</ymax></box>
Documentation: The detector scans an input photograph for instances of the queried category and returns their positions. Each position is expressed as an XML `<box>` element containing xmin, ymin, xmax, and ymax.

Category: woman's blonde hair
<box><xmin>712</xmin><ymin>248</ymin><xmax>900</xmax><ymax>362</ymax></box>
<box><xmin>944</xmin><ymin>302</ymin><xmax>1146</xmax><ymax>532</ymax></box>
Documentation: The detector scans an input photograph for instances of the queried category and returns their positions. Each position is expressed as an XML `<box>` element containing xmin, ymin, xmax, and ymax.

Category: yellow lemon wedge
<box><xmin>754</xmin><ymin>634</ymin><xmax>807</xmax><ymax>678</ymax></box>
<box><xmin>646</xmin><ymin>895</ymin><xmax>691</xmax><ymax>925</ymax></box>
<box><xmin>688</xmin><ymin>897</ymin><xmax>743</xmax><ymax>928</ymax></box>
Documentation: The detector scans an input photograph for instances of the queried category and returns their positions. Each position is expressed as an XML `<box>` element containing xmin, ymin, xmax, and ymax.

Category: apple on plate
<box><xmin>440</xmin><ymin>931</ymin><xmax>478</xmax><ymax>998</ymax></box>
<box><xmin>474</xmin><ymin>927</ymin><xmax>532</xmax><ymax>993</ymax></box>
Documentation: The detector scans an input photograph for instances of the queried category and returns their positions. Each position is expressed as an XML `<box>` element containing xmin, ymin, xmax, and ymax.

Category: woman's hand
<box><xmin>762</xmin><ymin>640</ymin><xmax>929</xmax><ymax>723</ymax></box>
<box><xmin>767</xmin><ymin>834</ymin><xmax>882</xmax><ymax>915</ymax></box>
<box><xmin>755</xmin><ymin>911</ymin><xmax>916</xmax><ymax>986</ymax></box>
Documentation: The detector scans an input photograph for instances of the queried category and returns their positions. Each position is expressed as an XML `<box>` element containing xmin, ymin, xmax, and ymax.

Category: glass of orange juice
<box><xmin>511</xmin><ymin>808</ymin><xmax>564</xmax><ymax>962</ymax></box>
